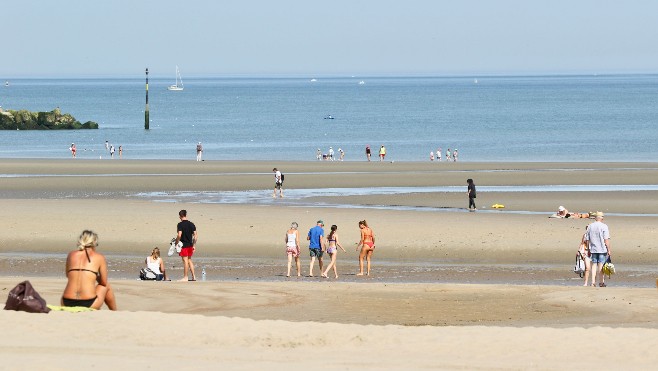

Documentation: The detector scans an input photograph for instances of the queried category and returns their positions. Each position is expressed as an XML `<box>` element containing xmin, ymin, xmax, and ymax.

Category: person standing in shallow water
<box><xmin>467</xmin><ymin>178</ymin><xmax>477</xmax><ymax>210</ymax></box>
<box><xmin>273</xmin><ymin>168</ymin><xmax>283</xmax><ymax>198</ymax></box>
<box><xmin>196</xmin><ymin>142</ymin><xmax>203</xmax><ymax>161</ymax></box>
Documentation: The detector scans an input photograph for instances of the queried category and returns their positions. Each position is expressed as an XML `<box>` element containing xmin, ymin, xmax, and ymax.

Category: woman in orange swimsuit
<box><xmin>61</xmin><ymin>230</ymin><xmax>117</xmax><ymax>310</ymax></box>
<box><xmin>356</xmin><ymin>220</ymin><xmax>376</xmax><ymax>276</ymax></box>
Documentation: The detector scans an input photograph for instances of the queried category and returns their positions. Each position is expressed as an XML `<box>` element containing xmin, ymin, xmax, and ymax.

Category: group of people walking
<box><xmin>285</xmin><ymin>219</ymin><xmax>376</xmax><ymax>278</ymax></box>
<box><xmin>430</xmin><ymin>147</ymin><xmax>458</xmax><ymax>162</ymax></box>
<box><xmin>316</xmin><ymin>147</ymin><xmax>345</xmax><ymax>161</ymax></box>
<box><xmin>365</xmin><ymin>145</ymin><xmax>386</xmax><ymax>161</ymax></box>
<box><xmin>68</xmin><ymin>140</ymin><xmax>122</xmax><ymax>159</ymax></box>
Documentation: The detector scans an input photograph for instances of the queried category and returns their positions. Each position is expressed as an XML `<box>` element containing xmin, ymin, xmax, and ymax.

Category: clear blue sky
<box><xmin>2</xmin><ymin>0</ymin><xmax>657</xmax><ymax>77</ymax></box>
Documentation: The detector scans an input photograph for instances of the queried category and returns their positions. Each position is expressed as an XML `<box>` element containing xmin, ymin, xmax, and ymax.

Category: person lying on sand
<box><xmin>550</xmin><ymin>206</ymin><xmax>589</xmax><ymax>219</ymax></box>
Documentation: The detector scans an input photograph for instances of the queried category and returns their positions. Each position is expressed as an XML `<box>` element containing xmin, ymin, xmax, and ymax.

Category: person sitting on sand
<box><xmin>356</xmin><ymin>220</ymin><xmax>376</xmax><ymax>276</ymax></box>
<box><xmin>61</xmin><ymin>230</ymin><xmax>117</xmax><ymax>310</ymax></box>
<box><xmin>322</xmin><ymin>225</ymin><xmax>347</xmax><ymax>279</ymax></box>
<box><xmin>145</xmin><ymin>247</ymin><xmax>168</xmax><ymax>281</ymax></box>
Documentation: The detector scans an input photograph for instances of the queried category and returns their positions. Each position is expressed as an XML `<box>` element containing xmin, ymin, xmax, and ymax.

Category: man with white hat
<box><xmin>585</xmin><ymin>212</ymin><xmax>611</xmax><ymax>287</ymax></box>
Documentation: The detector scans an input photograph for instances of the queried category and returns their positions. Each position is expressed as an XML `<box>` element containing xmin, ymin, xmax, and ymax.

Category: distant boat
<box><xmin>358</xmin><ymin>80</ymin><xmax>365</xmax><ymax>85</ymax></box>
<box><xmin>324</xmin><ymin>115</ymin><xmax>334</xmax><ymax>120</ymax></box>
<box><xmin>310</xmin><ymin>78</ymin><xmax>317</xmax><ymax>82</ymax></box>
<box><xmin>167</xmin><ymin>66</ymin><xmax>184</xmax><ymax>91</ymax></box>
<box><xmin>4</xmin><ymin>81</ymin><xmax>8</xmax><ymax>87</ymax></box>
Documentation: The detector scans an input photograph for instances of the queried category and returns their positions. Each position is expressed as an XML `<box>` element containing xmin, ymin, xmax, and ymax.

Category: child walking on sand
<box><xmin>322</xmin><ymin>225</ymin><xmax>346</xmax><ymax>278</ymax></box>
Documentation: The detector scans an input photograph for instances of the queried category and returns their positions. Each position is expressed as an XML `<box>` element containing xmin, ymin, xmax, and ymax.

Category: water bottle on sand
<box><xmin>202</xmin><ymin>267</ymin><xmax>206</xmax><ymax>281</ymax></box>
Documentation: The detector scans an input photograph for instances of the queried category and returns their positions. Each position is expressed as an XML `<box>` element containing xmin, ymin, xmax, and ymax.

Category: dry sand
<box><xmin>1</xmin><ymin>159</ymin><xmax>658</xmax><ymax>369</ymax></box>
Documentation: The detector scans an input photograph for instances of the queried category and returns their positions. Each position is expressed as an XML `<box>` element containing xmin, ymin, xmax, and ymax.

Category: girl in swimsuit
<box><xmin>61</xmin><ymin>230</ymin><xmax>117</xmax><ymax>310</ymax></box>
<box><xmin>322</xmin><ymin>225</ymin><xmax>346</xmax><ymax>279</ymax></box>
<box><xmin>285</xmin><ymin>222</ymin><xmax>301</xmax><ymax>277</ymax></box>
<box><xmin>356</xmin><ymin>220</ymin><xmax>376</xmax><ymax>276</ymax></box>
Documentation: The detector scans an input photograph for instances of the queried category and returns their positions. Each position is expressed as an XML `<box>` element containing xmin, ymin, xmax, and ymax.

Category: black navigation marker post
<box><xmin>145</xmin><ymin>68</ymin><xmax>150</xmax><ymax>130</ymax></box>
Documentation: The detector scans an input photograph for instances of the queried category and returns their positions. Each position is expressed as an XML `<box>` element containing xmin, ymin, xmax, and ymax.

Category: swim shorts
<box><xmin>179</xmin><ymin>246</ymin><xmax>195</xmax><ymax>257</ymax></box>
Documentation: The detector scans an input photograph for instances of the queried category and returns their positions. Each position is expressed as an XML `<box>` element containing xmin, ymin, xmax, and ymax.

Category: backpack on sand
<box><xmin>139</xmin><ymin>268</ymin><xmax>158</xmax><ymax>280</ymax></box>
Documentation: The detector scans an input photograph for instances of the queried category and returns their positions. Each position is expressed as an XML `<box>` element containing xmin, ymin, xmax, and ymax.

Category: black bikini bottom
<box><xmin>62</xmin><ymin>296</ymin><xmax>97</xmax><ymax>308</ymax></box>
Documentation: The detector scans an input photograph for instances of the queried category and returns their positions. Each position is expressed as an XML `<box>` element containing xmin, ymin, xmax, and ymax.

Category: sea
<box><xmin>1</xmin><ymin>74</ymin><xmax>657</xmax><ymax>162</ymax></box>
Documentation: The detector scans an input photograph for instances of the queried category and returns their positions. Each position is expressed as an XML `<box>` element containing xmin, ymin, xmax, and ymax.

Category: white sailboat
<box><xmin>167</xmin><ymin>66</ymin><xmax>184</xmax><ymax>91</ymax></box>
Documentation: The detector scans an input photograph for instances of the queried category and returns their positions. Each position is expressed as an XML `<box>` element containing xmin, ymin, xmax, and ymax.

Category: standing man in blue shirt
<box><xmin>307</xmin><ymin>220</ymin><xmax>325</xmax><ymax>276</ymax></box>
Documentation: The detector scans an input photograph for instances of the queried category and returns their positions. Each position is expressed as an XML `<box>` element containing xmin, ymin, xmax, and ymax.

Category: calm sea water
<box><xmin>1</xmin><ymin>74</ymin><xmax>657</xmax><ymax>162</ymax></box>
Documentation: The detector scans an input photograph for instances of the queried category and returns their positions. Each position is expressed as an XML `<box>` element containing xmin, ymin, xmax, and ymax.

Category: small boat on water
<box><xmin>4</xmin><ymin>81</ymin><xmax>8</xmax><ymax>87</ymax></box>
<box><xmin>167</xmin><ymin>66</ymin><xmax>184</xmax><ymax>91</ymax></box>
<box><xmin>324</xmin><ymin>115</ymin><xmax>334</xmax><ymax>120</ymax></box>
<box><xmin>358</xmin><ymin>80</ymin><xmax>365</xmax><ymax>85</ymax></box>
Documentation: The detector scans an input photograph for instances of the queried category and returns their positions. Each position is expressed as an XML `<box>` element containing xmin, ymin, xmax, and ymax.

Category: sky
<box><xmin>2</xmin><ymin>0</ymin><xmax>657</xmax><ymax>77</ymax></box>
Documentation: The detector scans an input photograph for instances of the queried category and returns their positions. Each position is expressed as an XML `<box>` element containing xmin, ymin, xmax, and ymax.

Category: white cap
<box><xmin>558</xmin><ymin>206</ymin><xmax>565</xmax><ymax>211</ymax></box>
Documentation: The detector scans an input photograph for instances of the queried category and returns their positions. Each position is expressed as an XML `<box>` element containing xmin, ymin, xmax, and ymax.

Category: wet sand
<box><xmin>2</xmin><ymin>159</ymin><xmax>658</xmax><ymax>369</ymax></box>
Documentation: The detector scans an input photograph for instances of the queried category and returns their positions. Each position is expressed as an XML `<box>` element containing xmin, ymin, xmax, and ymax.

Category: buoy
<box><xmin>491</xmin><ymin>204</ymin><xmax>505</xmax><ymax>209</ymax></box>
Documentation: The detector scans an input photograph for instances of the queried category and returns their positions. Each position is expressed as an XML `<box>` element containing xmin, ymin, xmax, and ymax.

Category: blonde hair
<box><xmin>77</xmin><ymin>230</ymin><xmax>98</xmax><ymax>251</ymax></box>
<box><xmin>151</xmin><ymin>247</ymin><xmax>161</xmax><ymax>259</ymax></box>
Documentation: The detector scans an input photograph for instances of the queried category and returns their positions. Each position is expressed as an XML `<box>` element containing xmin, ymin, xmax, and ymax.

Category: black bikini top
<box><xmin>67</xmin><ymin>247</ymin><xmax>100</xmax><ymax>277</ymax></box>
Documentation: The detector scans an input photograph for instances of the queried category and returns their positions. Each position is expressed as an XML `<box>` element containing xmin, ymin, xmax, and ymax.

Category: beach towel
<box><xmin>46</xmin><ymin>305</ymin><xmax>95</xmax><ymax>312</ymax></box>
<box><xmin>4</xmin><ymin>280</ymin><xmax>51</xmax><ymax>314</ymax></box>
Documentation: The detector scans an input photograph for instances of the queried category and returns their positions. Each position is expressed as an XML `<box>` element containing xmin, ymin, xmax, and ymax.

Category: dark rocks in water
<box><xmin>0</xmin><ymin>107</ymin><xmax>98</xmax><ymax>130</ymax></box>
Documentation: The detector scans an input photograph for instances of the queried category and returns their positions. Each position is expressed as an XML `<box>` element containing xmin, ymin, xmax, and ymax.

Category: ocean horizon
<box><xmin>1</xmin><ymin>74</ymin><xmax>657</xmax><ymax>162</ymax></box>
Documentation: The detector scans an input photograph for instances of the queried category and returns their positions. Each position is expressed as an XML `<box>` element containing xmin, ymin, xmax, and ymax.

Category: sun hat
<box><xmin>594</xmin><ymin>211</ymin><xmax>604</xmax><ymax>217</ymax></box>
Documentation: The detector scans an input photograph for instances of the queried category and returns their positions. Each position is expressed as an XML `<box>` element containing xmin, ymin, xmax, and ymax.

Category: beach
<box><xmin>2</xmin><ymin>159</ymin><xmax>658</xmax><ymax>369</ymax></box>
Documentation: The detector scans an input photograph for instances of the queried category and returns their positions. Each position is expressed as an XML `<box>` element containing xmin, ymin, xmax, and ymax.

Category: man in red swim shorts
<box><xmin>175</xmin><ymin>209</ymin><xmax>198</xmax><ymax>281</ymax></box>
